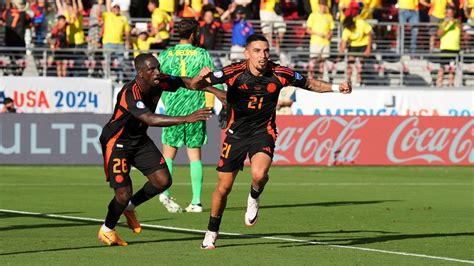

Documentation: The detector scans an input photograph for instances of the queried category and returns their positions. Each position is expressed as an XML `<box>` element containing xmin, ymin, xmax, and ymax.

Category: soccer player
<box><xmin>189</xmin><ymin>34</ymin><xmax>352</xmax><ymax>249</ymax></box>
<box><xmin>97</xmin><ymin>53</ymin><xmax>219</xmax><ymax>246</ymax></box>
<box><xmin>157</xmin><ymin>19</ymin><xmax>224</xmax><ymax>213</ymax></box>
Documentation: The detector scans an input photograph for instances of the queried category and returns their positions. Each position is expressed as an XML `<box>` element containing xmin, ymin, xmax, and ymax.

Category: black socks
<box><xmin>208</xmin><ymin>216</ymin><xmax>222</xmax><ymax>232</ymax></box>
<box><xmin>250</xmin><ymin>186</ymin><xmax>263</xmax><ymax>199</ymax></box>
<box><xmin>104</xmin><ymin>198</ymin><xmax>127</xmax><ymax>229</ymax></box>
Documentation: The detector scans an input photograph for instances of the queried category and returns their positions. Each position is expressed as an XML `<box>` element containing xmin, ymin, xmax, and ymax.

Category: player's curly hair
<box><xmin>178</xmin><ymin>18</ymin><xmax>199</xmax><ymax>40</ymax></box>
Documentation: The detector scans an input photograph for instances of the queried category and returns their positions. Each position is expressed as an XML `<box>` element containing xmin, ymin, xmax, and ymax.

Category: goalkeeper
<box><xmin>157</xmin><ymin>18</ymin><xmax>224</xmax><ymax>213</ymax></box>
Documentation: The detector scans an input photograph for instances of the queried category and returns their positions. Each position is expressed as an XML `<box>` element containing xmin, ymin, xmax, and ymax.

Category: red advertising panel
<box><xmin>273</xmin><ymin>116</ymin><xmax>473</xmax><ymax>166</ymax></box>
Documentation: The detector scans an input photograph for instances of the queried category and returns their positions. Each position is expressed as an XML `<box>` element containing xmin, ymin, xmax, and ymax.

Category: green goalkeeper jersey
<box><xmin>158</xmin><ymin>43</ymin><xmax>214</xmax><ymax>115</ymax></box>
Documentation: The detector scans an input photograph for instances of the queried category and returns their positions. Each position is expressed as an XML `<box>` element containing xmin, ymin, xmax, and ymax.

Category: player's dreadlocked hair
<box><xmin>134</xmin><ymin>53</ymin><xmax>156</xmax><ymax>72</ymax></box>
<box><xmin>178</xmin><ymin>18</ymin><xmax>199</xmax><ymax>40</ymax></box>
<box><xmin>245</xmin><ymin>34</ymin><xmax>269</xmax><ymax>48</ymax></box>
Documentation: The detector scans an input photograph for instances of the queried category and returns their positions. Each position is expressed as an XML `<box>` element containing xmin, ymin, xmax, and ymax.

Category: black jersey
<box><xmin>100</xmin><ymin>75</ymin><xmax>183</xmax><ymax>147</ymax></box>
<box><xmin>209</xmin><ymin>61</ymin><xmax>308</xmax><ymax>138</ymax></box>
<box><xmin>2</xmin><ymin>9</ymin><xmax>31</xmax><ymax>46</ymax></box>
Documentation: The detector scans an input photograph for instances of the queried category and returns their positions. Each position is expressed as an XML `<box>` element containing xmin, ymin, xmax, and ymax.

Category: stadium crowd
<box><xmin>0</xmin><ymin>0</ymin><xmax>472</xmax><ymax>85</ymax></box>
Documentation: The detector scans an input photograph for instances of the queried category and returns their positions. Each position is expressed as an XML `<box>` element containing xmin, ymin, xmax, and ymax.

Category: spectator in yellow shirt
<box><xmin>339</xmin><ymin>15</ymin><xmax>372</xmax><ymax>86</ymax></box>
<box><xmin>159</xmin><ymin>0</ymin><xmax>175</xmax><ymax>16</ymax></box>
<box><xmin>131</xmin><ymin>29</ymin><xmax>158</xmax><ymax>58</ymax></box>
<box><xmin>306</xmin><ymin>0</ymin><xmax>334</xmax><ymax>80</ymax></box>
<box><xmin>436</xmin><ymin>6</ymin><xmax>461</xmax><ymax>87</ymax></box>
<box><xmin>462</xmin><ymin>0</ymin><xmax>474</xmax><ymax>50</ymax></box>
<box><xmin>420</xmin><ymin>0</ymin><xmax>454</xmax><ymax>51</ymax></box>
<box><xmin>260</xmin><ymin>0</ymin><xmax>286</xmax><ymax>53</ymax></box>
<box><xmin>398</xmin><ymin>0</ymin><xmax>419</xmax><ymax>54</ymax></box>
<box><xmin>148</xmin><ymin>0</ymin><xmax>171</xmax><ymax>50</ymax></box>
<box><xmin>56</xmin><ymin>0</ymin><xmax>85</xmax><ymax>49</ymax></box>
<box><xmin>98</xmin><ymin>0</ymin><xmax>131</xmax><ymax>83</ymax></box>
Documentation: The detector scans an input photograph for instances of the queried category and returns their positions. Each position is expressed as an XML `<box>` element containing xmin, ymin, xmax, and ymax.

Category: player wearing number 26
<box><xmin>97</xmin><ymin>53</ymin><xmax>218</xmax><ymax>246</ymax></box>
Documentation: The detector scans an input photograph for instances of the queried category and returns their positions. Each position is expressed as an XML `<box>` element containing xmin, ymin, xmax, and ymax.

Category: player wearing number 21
<box><xmin>190</xmin><ymin>34</ymin><xmax>352</xmax><ymax>249</ymax></box>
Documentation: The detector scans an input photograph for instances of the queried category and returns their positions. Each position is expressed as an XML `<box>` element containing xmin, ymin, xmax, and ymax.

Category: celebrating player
<box><xmin>97</xmin><ymin>53</ymin><xmax>219</xmax><ymax>246</ymax></box>
<box><xmin>190</xmin><ymin>34</ymin><xmax>352</xmax><ymax>249</ymax></box>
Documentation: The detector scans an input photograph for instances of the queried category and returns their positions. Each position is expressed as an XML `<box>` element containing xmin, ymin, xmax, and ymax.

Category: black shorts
<box><xmin>348</xmin><ymin>46</ymin><xmax>367</xmax><ymax>58</ymax></box>
<box><xmin>100</xmin><ymin>137</ymin><xmax>168</xmax><ymax>188</ymax></box>
<box><xmin>439</xmin><ymin>50</ymin><xmax>459</xmax><ymax>66</ymax></box>
<box><xmin>55</xmin><ymin>50</ymin><xmax>70</xmax><ymax>61</ymax></box>
<box><xmin>216</xmin><ymin>133</ymin><xmax>275</xmax><ymax>173</ymax></box>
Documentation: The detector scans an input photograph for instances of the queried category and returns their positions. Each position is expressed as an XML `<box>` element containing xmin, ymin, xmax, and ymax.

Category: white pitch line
<box><xmin>0</xmin><ymin>209</ymin><xmax>472</xmax><ymax>264</ymax></box>
<box><xmin>0</xmin><ymin>183</ymin><xmax>471</xmax><ymax>187</ymax></box>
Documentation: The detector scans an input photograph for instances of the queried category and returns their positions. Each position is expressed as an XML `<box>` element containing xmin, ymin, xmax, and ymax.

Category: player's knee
<box><xmin>143</xmin><ymin>179</ymin><xmax>169</xmax><ymax>198</ymax></box>
<box><xmin>115</xmin><ymin>189</ymin><xmax>132</xmax><ymax>204</ymax></box>
<box><xmin>251</xmin><ymin>168</ymin><xmax>268</xmax><ymax>182</ymax></box>
<box><xmin>216</xmin><ymin>183</ymin><xmax>232</xmax><ymax>196</ymax></box>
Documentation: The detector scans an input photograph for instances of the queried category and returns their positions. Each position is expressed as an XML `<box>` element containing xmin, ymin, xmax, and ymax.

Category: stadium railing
<box><xmin>0</xmin><ymin>19</ymin><xmax>473</xmax><ymax>87</ymax></box>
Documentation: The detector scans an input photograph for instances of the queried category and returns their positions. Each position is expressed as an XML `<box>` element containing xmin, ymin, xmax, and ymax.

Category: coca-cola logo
<box><xmin>274</xmin><ymin>117</ymin><xmax>367</xmax><ymax>164</ymax></box>
<box><xmin>387</xmin><ymin>117</ymin><xmax>474</xmax><ymax>163</ymax></box>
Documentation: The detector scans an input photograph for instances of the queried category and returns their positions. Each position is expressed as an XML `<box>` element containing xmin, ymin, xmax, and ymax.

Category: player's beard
<box><xmin>255</xmin><ymin>61</ymin><xmax>268</xmax><ymax>73</ymax></box>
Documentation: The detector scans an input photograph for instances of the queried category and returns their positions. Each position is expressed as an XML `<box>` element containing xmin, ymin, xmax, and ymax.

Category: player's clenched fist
<box><xmin>198</xmin><ymin>67</ymin><xmax>213</xmax><ymax>79</ymax></box>
<box><xmin>339</xmin><ymin>81</ymin><xmax>352</xmax><ymax>94</ymax></box>
<box><xmin>186</xmin><ymin>108</ymin><xmax>213</xmax><ymax>123</ymax></box>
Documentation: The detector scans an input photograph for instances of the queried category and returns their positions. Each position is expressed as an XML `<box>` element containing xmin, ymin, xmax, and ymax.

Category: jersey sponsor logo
<box><xmin>136</xmin><ymin>101</ymin><xmax>145</xmax><ymax>109</ymax></box>
<box><xmin>295</xmin><ymin>72</ymin><xmax>303</xmax><ymax>80</ymax></box>
<box><xmin>213</xmin><ymin>70</ymin><xmax>224</xmax><ymax>78</ymax></box>
<box><xmin>267</xmin><ymin>83</ymin><xmax>277</xmax><ymax>93</ymax></box>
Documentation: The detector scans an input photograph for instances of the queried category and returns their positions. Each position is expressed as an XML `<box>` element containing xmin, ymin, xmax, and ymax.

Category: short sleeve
<box><xmin>306</xmin><ymin>13</ymin><xmax>314</xmax><ymax>29</ymax></box>
<box><xmin>202</xmin><ymin>50</ymin><xmax>215</xmax><ymax>70</ymax></box>
<box><xmin>123</xmin><ymin>17</ymin><xmax>130</xmax><ymax>32</ymax></box>
<box><xmin>125</xmin><ymin>88</ymin><xmax>151</xmax><ymax>118</ymax></box>
<box><xmin>274</xmin><ymin>67</ymin><xmax>308</xmax><ymax>90</ymax></box>
<box><xmin>329</xmin><ymin>15</ymin><xmax>335</xmax><ymax>30</ymax></box>
<box><xmin>363</xmin><ymin>21</ymin><xmax>372</xmax><ymax>34</ymax></box>
<box><xmin>209</xmin><ymin>63</ymin><xmax>239</xmax><ymax>85</ymax></box>
<box><xmin>342</xmin><ymin>28</ymin><xmax>350</xmax><ymax>41</ymax></box>
<box><xmin>158</xmin><ymin>74</ymin><xmax>185</xmax><ymax>92</ymax></box>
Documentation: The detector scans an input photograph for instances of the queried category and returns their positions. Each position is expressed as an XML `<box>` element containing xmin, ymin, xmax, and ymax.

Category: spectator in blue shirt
<box><xmin>230</xmin><ymin>6</ymin><xmax>254</xmax><ymax>62</ymax></box>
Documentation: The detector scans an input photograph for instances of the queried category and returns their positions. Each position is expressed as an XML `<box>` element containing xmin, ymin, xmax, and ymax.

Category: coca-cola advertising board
<box><xmin>273</xmin><ymin>116</ymin><xmax>473</xmax><ymax>166</ymax></box>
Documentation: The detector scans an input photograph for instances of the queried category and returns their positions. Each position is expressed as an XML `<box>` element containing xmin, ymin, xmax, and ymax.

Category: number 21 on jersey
<box><xmin>248</xmin><ymin>96</ymin><xmax>264</xmax><ymax>109</ymax></box>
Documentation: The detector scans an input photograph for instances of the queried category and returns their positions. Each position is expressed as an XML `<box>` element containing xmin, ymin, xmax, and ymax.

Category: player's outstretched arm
<box><xmin>306</xmin><ymin>78</ymin><xmax>352</xmax><ymax>94</ymax></box>
<box><xmin>185</xmin><ymin>66</ymin><xmax>214</xmax><ymax>90</ymax></box>
<box><xmin>136</xmin><ymin>108</ymin><xmax>212</xmax><ymax>127</ymax></box>
<box><xmin>203</xmin><ymin>86</ymin><xmax>227</xmax><ymax>104</ymax></box>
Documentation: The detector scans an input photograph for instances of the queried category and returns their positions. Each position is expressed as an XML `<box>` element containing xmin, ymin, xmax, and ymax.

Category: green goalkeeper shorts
<box><xmin>162</xmin><ymin>120</ymin><xmax>207</xmax><ymax>148</ymax></box>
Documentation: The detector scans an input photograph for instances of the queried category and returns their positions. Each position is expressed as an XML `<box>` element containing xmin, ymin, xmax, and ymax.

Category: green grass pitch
<box><xmin>0</xmin><ymin>166</ymin><xmax>473</xmax><ymax>265</ymax></box>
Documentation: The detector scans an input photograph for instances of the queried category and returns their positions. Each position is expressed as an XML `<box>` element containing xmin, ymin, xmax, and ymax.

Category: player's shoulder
<box><xmin>271</xmin><ymin>62</ymin><xmax>295</xmax><ymax>76</ymax></box>
<box><xmin>122</xmin><ymin>80</ymin><xmax>138</xmax><ymax>92</ymax></box>
<box><xmin>194</xmin><ymin>46</ymin><xmax>210</xmax><ymax>55</ymax></box>
<box><xmin>224</xmin><ymin>61</ymin><xmax>247</xmax><ymax>73</ymax></box>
